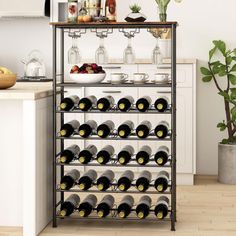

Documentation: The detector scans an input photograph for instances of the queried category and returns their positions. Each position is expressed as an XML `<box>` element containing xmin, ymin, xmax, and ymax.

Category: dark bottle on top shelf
<box><xmin>97</xmin><ymin>195</ymin><xmax>115</xmax><ymax>218</ymax></box>
<box><xmin>154</xmin><ymin>171</ymin><xmax>170</xmax><ymax>192</ymax></box>
<box><xmin>118</xmin><ymin>145</ymin><xmax>135</xmax><ymax>165</ymax></box>
<box><xmin>154</xmin><ymin>96</ymin><xmax>169</xmax><ymax>112</ymax></box>
<box><xmin>97</xmin><ymin>120</ymin><xmax>115</xmax><ymax>138</ymax></box>
<box><xmin>78</xmin><ymin>96</ymin><xmax>97</xmax><ymax>111</ymax></box>
<box><xmin>97</xmin><ymin>170</ymin><xmax>115</xmax><ymax>191</ymax></box>
<box><xmin>78</xmin><ymin>120</ymin><xmax>97</xmax><ymax>138</ymax></box>
<box><xmin>78</xmin><ymin>194</ymin><xmax>97</xmax><ymax>217</ymax></box>
<box><xmin>78</xmin><ymin>169</ymin><xmax>97</xmax><ymax>190</ymax></box>
<box><xmin>136</xmin><ymin>145</ymin><xmax>152</xmax><ymax>165</ymax></box>
<box><xmin>154</xmin><ymin>146</ymin><xmax>169</xmax><ymax>166</ymax></box>
<box><xmin>117</xmin><ymin>195</ymin><xmax>134</xmax><ymax>218</ymax></box>
<box><xmin>78</xmin><ymin>145</ymin><xmax>97</xmax><ymax>164</ymax></box>
<box><xmin>96</xmin><ymin>145</ymin><xmax>115</xmax><ymax>164</ymax></box>
<box><xmin>60</xmin><ymin>169</ymin><xmax>80</xmax><ymax>190</ymax></box>
<box><xmin>136</xmin><ymin>96</ymin><xmax>152</xmax><ymax>112</ymax></box>
<box><xmin>60</xmin><ymin>120</ymin><xmax>80</xmax><ymax>137</ymax></box>
<box><xmin>97</xmin><ymin>96</ymin><xmax>115</xmax><ymax>112</ymax></box>
<box><xmin>117</xmin><ymin>170</ymin><xmax>134</xmax><ymax>191</ymax></box>
<box><xmin>136</xmin><ymin>120</ymin><xmax>152</xmax><ymax>139</ymax></box>
<box><xmin>136</xmin><ymin>195</ymin><xmax>152</xmax><ymax>219</ymax></box>
<box><xmin>136</xmin><ymin>170</ymin><xmax>152</xmax><ymax>192</ymax></box>
<box><xmin>59</xmin><ymin>144</ymin><xmax>80</xmax><ymax>164</ymax></box>
<box><xmin>155</xmin><ymin>121</ymin><xmax>170</xmax><ymax>139</ymax></box>
<box><xmin>60</xmin><ymin>194</ymin><xmax>80</xmax><ymax>217</ymax></box>
<box><xmin>60</xmin><ymin>95</ymin><xmax>80</xmax><ymax>111</ymax></box>
<box><xmin>154</xmin><ymin>196</ymin><xmax>169</xmax><ymax>219</ymax></box>
<box><xmin>117</xmin><ymin>120</ymin><xmax>134</xmax><ymax>138</ymax></box>
<box><xmin>117</xmin><ymin>96</ymin><xmax>134</xmax><ymax>112</ymax></box>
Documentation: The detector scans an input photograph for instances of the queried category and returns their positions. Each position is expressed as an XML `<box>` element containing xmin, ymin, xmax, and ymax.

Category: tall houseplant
<box><xmin>201</xmin><ymin>40</ymin><xmax>236</xmax><ymax>184</ymax></box>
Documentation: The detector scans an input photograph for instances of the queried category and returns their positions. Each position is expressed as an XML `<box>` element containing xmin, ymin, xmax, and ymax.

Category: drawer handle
<box><xmin>103</xmin><ymin>66</ymin><xmax>122</xmax><ymax>69</ymax></box>
<box><xmin>102</xmin><ymin>91</ymin><xmax>122</xmax><ymax>93</ymax></box>
<box><xmin>157</xmin><ymin>91</ymin><xmax>171</xmax><ymax>94</ymax></box>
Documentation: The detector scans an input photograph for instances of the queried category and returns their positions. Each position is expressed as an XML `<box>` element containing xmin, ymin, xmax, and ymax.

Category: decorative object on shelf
<box><xmin>125</xmin><ymin>4</ymin><xmax>146</xmax><ymax>22</ymax></box>
<box><xmin>155</xmin><ymin>0</ymin><xmax>182</xmax><ymax>22</ymax></box>
<box><xmin>0</xmin><ymin>67</ymin><xmax>16</xmax><ymax>89</ymax></box>
<box><xmin>105</xmin><ymin>0</ymin><xmax>116</xmax><ymax>22</ymax></box>
<box><xmin>68</xmin><ymin>0</ymin><xmax>78</xmax><ymax>23</ymax></box>
<box><xmin>68</xmin><ymin>32</ymin><xmax>81</xmax><ymax>65</ymax></box>
<box><xmin>200</xmin><ymin>40</ymin><xmax>236</xmax><ymax>184</ymax></box>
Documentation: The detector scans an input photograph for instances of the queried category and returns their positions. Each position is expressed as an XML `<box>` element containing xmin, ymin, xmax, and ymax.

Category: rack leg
<box><xmin>171</xmin><ymin>211</ymin><xmax>176</xmax><ymax>231</ymax></box>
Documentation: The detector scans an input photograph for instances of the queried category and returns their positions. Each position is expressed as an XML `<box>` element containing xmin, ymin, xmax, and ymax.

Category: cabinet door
<box><xmin>84</xmin><ymin>87</ymin><xmax>139</xmax><ymax>173</ymax></box>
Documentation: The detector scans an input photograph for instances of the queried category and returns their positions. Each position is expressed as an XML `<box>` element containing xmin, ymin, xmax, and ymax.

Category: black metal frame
<box><xmin>52</xmin><ymin>22</ymin><xmax>177</xmax><ymax>231</ymax></box>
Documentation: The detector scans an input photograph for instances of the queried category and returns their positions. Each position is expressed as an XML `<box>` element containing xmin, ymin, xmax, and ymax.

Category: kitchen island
<box><xmin>0</xmin><ymin>82</ymin><xmax>53</xmax><ymax>236</ymax></box>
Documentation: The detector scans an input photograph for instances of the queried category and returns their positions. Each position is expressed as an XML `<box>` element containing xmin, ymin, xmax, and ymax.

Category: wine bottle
<box><xmin>117</xmin><ymin>96</ymin><xmax>134</xmax><ymax>112</ymax></box>
<box><xmin>78</xmin><ymin>169</ymin><xmax>97</xmax><ymax>190</ymax></box>
<box><xmin>97</xmin><ymin>120</ymin><xmax>115</xmax><ymax>138</ymax></box>
<box><xmin>136</xmin><ymin>145</ymin><xmax>152</xmax><ymax>165</ymax></box>
<box><xmin>60</xmin><ymin>169</ymin><xmax>80</xmax><ymax>190</ymax></box>
<box><xmin>78</xmin><ymin>96</ymin><xmax>97</xmax><ymax>111</ymax></box>
<box><xmin>78</xmin><ymin>145</ymin><xmax>97</xmax><ymax>164</ymax></box>
<box><xmin>117</xmin><ymin>120</ymin><xmax>134</xmax><ymax>138</ymax></box>
<box><xmin>96</xmin><ymin>145</ymin><xmax>115</xmax><ymax>164</ymax></box>
<box><xmin>60</xmin><ymin>95</ymin><xmax>80</xmax><ymax>111</ymax></box>
<box><xmin>60</xmin><ymin>194</ymin><xmax>80</xmax><ymax>217</ymax></box>
<box><xmin>78</xmin><ymin>120</ymin><xmax>97</xmax><ymax>138</ymax></box>
<box><xmin>154</xmin><ymin>146</ymin><xmax>169</xmax><ymax>166</ymax></box>
<box><xmin>117</xmin><ymin>195</ymin><xmax>134</xmax><ymax>218</ymax></box>
<box><xmin>96</xmin><ymin>170</ymin><xmax>115</xmax><ymax>191</ymax></box>
<box><xmin>135</xmin><ymin>195</ymin><xmax>152</xmax><ymax>219</ymax></box>
<box><xmin>154</xmin><ymin>97</ymin><xmax>169</xmax><ymax>112</ymax></box>
<box><xmin>105</xmin><ymin>0</ymin><xmax>116</xmax><ymax>22</ymax></box>
<box><xmin>118</xmin><ymin>145</ymin><xmax>135</xmax><ymax>165</ymax></box>
<box><xmin>59</xmin><ymin>144</ymin><xmax>80</xmax><ymax>164</ymax></box>
<box><xmin>97</xmin><ymin>195</ymin><xmax>115</xmax><ymax>218</ymax></box>
<box><xmin>155</xmin><ymin>121</ymin><xmax>170</xmax><ymax>139</ymax></box>
<box><xmin>136</xmin><ymin>120</ymin><xmax>152</xmax><ymax>139</ymax></box>
<box><xmin>136</xmin><ymin>170</ymin><xmax>152</xmax><ymax>192</ymax></box>
<box><xmin>154</xmin><ymin>196</ymin><xmax>169</xmax><ymax>219</ymax></box>
<box><xmin>154</xmin><ymin>171</ymin><xmax>169</xmax><ymax>192</ymax></box>
<box><xmin>78</xmin><ymin>194</ymin><xmax>97</xmax><ymax>217</ymax></box>
<box><xmin>60</xmin><ymin>120</ymin><xmax>80</xmax><ymax>137</ymax></box>
<box><xmin>117</xmin><ymin>170</ymin><xmax>134</xmax><ymax>191</ymax></box>
<box><xmin>136</xmin><ymin>96</ymin><xmax>152</xmax><ymax>112</ymax></box>
<box><xmin>97</xmin><ymin>96</ymin><xmax>115</xmax><ymax>112</ymax></box>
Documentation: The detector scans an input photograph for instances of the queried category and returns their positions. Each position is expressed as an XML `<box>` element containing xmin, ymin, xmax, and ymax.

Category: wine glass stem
<box><xmin>100</xmin><ymin>37</ymin><xmax>105</xmax><ymax>47</ymax></box>
<box><xmin>128</xmin><ymin>37</ymin><xmax>132</xmax><ymax>47</ymax></box>
<box><xmin>72</xmin><ymin>36</ymin><xmax>77</xmax><ymax>48</ymax></box>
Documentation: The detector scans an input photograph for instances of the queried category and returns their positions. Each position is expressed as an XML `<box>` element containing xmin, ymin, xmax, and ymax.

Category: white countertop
<box><xmin>0</xmin><ymin>82</ymin><xmax>53</xmax><ymax>100</ymax></box>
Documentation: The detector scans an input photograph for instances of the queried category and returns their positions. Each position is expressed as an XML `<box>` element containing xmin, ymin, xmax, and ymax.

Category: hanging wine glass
<box><xmin>95</xmin><ymin>36</ymin><xmax>108</xmax><ymax>64</ymax></box>
<box><xmin>123</xmin><ymin>36</ymin><xmax>135</xmax><ymax>64</ymax></box>
<box><xmin>152</xmin><ymin>37</ymin><xmax>163</xmax><ymax>65</ymax></box>
<box><xmin>68</xmin><ymin>33</ymin><xmax>81</xmax><ymax>65</ymax></box>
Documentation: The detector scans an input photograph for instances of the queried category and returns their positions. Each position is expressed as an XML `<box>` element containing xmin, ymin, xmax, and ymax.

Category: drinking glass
<box><xmin>123</xmin><ymin>37</ymin><xmax>135</xmax><ymax>64</ymax></box>
<box><xmin>68</xmin><ymin>33</ymin><xmax>81</xmax><ymax>64</ymax></box>
<box><xmin>95</xmin><ymin>37</ymin><xmax>108</xmax><ymax>64</ymax></box>
<box><xmin>152</xmin><ymin>38</ymin><xmax>163</xmax><ymax>65</ymax></box>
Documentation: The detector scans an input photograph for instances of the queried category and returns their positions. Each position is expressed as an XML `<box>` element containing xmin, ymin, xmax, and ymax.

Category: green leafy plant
<box><xmin>201</xmin><ymin>40</ymin><xmax>236</xmax><ymax>144</ymax></box>
<box><xmin>130</xmin><ymin>4</ymin><xmax>141</xmax><ymax>13</ymax></box>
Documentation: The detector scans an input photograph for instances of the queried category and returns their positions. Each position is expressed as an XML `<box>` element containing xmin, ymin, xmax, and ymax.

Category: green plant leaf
<box><xmin>226</xmin><ymin>56</ymin><xmax>233</xmax><ymax>65</ymax></box>
<box><xmin>229</xmin><ymin>74</ymin><xmax>236</xmax><ymax>85</ymax></box>
<box><xmin>230</xmin><ymin>64</ymin><xmax>236</xmax><ymax>72</ymax></box>
<box><xmin>218</xmin><ymin>91</ymin><xmax>230</xmax><ymax>100</ymax></box>
<box><xmin>212</xmin><ymin>65</ymin><xmax>220</xmax><ymax>74</ymax></box>
<box><xmin>221</xmin><ymin>138</ymin><xmax>230</xmax><ymax>144</ymax></box>
<box><xmin>202</xmin><ymin>76</ymin><xmax>213</xmax><ymax>82</ymax></box>
<box><xmin>200</xmin><ymin>67</ymin><xmax>212</xmax><ymax>76</ymax></box>
<box><xmin>230</xmin><ymin>88</ymin><xmax>236</xmax><ymax>100</ymax></box>
<box><xmin>231</xmin><ymin>107</ymin><xmax>236</xmax><ymax>121</ymax></box>
<box><xmin>213</xmin><ymin>40</ymin><xmax>226</xmax><ymax>55</ymax></box>
<box><xmin>209</xmin><ymin>47</ymin><xmax>216</xmax><ymax>60</ymax></box>
<box><xmin>233</xmin><ymin>48</ymin><xmax>236</xmax><ymax>56</ymax></box>
<box><xmin>217</xmin><ymin>122</ymin><xmax>227</xmax><ymax>131</ymax></box>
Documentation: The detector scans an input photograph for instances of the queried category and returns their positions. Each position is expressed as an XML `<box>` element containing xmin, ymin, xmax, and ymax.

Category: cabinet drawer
<box><xmin>138</xmin><ymin>64</ymin><xmax>193</xmax><ymax>88</ymax></box>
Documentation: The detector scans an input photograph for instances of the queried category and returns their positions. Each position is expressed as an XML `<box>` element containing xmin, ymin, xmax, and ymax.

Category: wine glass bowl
<box><xmin>123</xmin><ymin>37</ymin><xmax>136</xmax><ymax>64</ymax></box>
<box><xmin>68</xmin><ymin>33</ymin><xmax>81</xmax><ymax>65</ymax></box>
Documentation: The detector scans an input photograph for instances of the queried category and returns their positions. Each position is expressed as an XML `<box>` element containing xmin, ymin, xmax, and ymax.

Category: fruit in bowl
<box><xmin>69</xmin><ymin>63</ymin><xmax>106</xmax><ymax>84</ymax></box>
<box><xmin>0</xmin><ymin>67</ymin><xmax>17</xmax><ymax>89</ymax></box>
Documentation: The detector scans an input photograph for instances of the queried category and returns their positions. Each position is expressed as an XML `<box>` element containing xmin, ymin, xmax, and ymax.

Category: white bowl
<box><xmin>69</xmin><ymin>73</ymin><xmax>106</xmax><ymax>84</ymax></box>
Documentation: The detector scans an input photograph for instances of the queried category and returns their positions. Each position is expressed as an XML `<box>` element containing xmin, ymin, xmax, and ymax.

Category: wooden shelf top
<box><xmin>50</xmin><ymin>21</ymin><xmax>178</xmax><ymax>29</ymax></box>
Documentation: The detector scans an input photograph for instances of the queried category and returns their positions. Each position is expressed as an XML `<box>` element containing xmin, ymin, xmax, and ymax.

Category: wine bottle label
<box><xmin>106</xmin><ymin>3</ymin><xmax>116</xmax><ymax>21</ymax></box>
<box><xmin>68</xmin><ymin>2</ymin><xmax>78</xmax><ymax>23</ymax></box>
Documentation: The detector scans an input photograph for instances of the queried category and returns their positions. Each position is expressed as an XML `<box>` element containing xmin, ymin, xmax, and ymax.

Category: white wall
<box><xmin>1</xmin><ymin>0</ymin><xmax>236</xmax><ymax>175</ymax></box>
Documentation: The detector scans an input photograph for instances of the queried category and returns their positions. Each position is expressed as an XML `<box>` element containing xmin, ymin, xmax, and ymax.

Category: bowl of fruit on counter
<box><xmin>69</xmin><ymin>63</ymin><xmax>106</xmax><ymax>84</ymax></box>
<box><xmin>0</xmin><ymin>67</ymin><xmax>17</xmax><ymax>89</ymax></box>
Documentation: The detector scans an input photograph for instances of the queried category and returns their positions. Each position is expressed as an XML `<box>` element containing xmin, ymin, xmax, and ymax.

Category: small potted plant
<box><xmin>201</xmin><ymin>40</ymin><xmax>236</xmax><ymax>184</ymax></box>
<box><xmin>155</xmin><ymin>0</ymin><xmax>182</xmax><ymax>22</ymax></box>
<box><xmin>125</xmin><ymin>4</ymin><xmax>146</xmax><ymax>22</ymax></box>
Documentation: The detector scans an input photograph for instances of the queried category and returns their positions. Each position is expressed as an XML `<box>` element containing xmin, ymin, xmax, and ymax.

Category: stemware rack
<box><xmin>51</xmin><ymin>21</ymin><xmax>177</xmax><ymax>231</ymax></box>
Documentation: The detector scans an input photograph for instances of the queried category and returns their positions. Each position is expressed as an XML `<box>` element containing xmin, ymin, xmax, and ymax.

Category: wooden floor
<box><xmin>1</xmin><ymin>176</ymin><xmax>236</xmax><ymax>236</ymax></box>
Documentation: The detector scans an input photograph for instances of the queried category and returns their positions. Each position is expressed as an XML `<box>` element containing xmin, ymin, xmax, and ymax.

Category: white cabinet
<box><xmin>0</xmin><ymin>0</ymin><xmax>46</xmax><ymax>17</ymax></box>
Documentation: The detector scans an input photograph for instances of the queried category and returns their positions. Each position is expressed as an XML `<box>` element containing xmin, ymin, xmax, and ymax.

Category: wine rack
<box><xmin>52</xmin><ymin>21</ymin><xmax>177</xmax><ymax>231</ymax></box>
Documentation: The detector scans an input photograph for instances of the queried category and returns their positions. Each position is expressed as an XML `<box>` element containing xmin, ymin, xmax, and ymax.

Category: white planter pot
<box><xmin>218</xmin><ymin>143</ymin><xmax>236</xmax><ymax>184</ymax></box>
